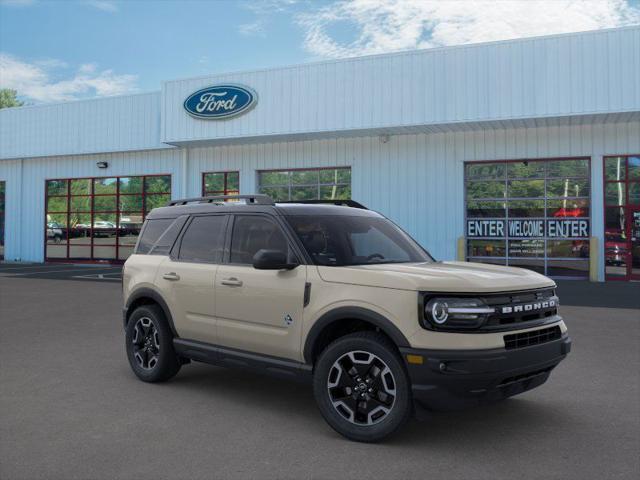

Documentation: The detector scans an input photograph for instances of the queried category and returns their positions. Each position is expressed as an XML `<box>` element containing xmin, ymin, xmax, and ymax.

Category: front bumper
<box><xmin>400</xmin><ymin>334</ymin><xmax>571</xmax><ymax>411</ymax></box>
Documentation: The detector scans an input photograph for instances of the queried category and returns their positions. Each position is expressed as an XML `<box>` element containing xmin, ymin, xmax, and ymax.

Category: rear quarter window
<box><xmin>135</xmin><ymin>218</ymin><xmax>174</xmax><ymax>254</ymax></box>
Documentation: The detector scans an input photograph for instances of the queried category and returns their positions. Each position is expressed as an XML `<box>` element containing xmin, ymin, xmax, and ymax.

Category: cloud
<box><xmin>83</xmin><ymin>0</ymin><xmax>118</xmax><ymax>12</ymax></box>
<box><xmin>297</xmin><ymin>0</ymin><xmax>640</xmax><ymax>58</ymax></box>
<box><xmin>242</xmin><ymin>0</ymin><xmax>299</xmax><ymax>15</ymax></box>
<box><xmin>0</xmin><ymin>53</ymin><xmax>138</xmax><ymax>103</ymax></box>
<box><xmin>238</xmin><ymin>19</ymin><xmax>266</xmax><ymax>37</ymax></box>
<box><xmin>0</xmin><ymin>0</ymin><xmax>35</xmax><ymax>6</ymax></box>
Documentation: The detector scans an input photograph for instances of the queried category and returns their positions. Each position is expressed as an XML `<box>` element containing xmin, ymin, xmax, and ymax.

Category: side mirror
<box><xmin>252</xmin><ymin>249</ymin><xmax>299</xmax><ymax>270</ymax></box>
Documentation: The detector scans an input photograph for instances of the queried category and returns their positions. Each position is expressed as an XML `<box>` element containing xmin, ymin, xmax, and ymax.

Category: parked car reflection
<box><xmin>46</xmin><ymin>222</ymin><xmax>64</xmax><ymax>244</ymax></box>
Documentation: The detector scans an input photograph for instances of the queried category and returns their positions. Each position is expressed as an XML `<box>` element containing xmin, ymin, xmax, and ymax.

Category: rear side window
<box><xmin>149</xmin><ymin>216</ymin><xmax>188</xmax><ymax>256</ymax></box>
<box><xmin>136</xmin><ymin>218</ymin><xmax>173</xmax><ymax>254</ymax></box>
<box><xmin>230</xmin><ymin>215</ymin><xmax>289</xmax><ymax>264</ymax></box>
<box><xmin>178</xmin><ymin>215</ymin><xmax>227</xmax><ymax>263</ymax></box>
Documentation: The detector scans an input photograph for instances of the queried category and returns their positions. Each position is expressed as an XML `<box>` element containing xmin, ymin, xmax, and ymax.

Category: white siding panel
<box><xmin>163</xmin><ymin>27</ymin><xmax>640</xmax><ymax>145</ymax></box>
<box><xmin>3</xmin><ymin>120</ymin><xmax>639</xmax><ymax>281</ymax></box>
<box><xmin>185</xmin><ymin>121</ymin><xmax>639</xmax><ymax>279</ymax></box>
<box><xmin>0</xmin><ymin>92</ymin><xmax>168</xmax><ymax>160</ymax></box>
<box><xmin>0</xmin><ymin>149</ymin><xmax>182</xmax><ymax>262</ymax></box>
<box><xmin>0</xmin><ymin>159</ymin><xmax>22</xmax><ymax>261</ymax></box>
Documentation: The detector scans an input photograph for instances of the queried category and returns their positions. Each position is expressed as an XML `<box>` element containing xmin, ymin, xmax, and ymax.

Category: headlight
<box><xmin>423</xmin><ymin>297</ymin><xmax>494</xmax><ymax>330</ymax></box>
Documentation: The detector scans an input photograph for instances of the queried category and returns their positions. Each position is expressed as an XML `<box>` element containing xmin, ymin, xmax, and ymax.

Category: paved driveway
<box><xmin>0</xmin><ymin>272</ymin><xmax>638</xmax><ymax>480</ymax></box>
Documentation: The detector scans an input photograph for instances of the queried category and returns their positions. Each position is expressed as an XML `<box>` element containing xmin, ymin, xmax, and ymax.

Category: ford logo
<box><xmin>183</xmin><ymin>84</ymin><xmax>257</xmax><ymax>119</ymax></box>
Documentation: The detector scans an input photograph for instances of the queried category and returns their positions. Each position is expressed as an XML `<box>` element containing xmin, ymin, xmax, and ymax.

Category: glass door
<box><xmin>604</xmin><ymin>155</ymin><xmax>640</xmax><ymax>281</ymax></box>
<box><xmin>631</xmin><ymin>208</ymin><xmax>640</xmax><ymax>280</ymax></box>
<box><xmin>0</xmin><ymin>181</ymin><xmax>5</xmax><ymax>260</ymax></box>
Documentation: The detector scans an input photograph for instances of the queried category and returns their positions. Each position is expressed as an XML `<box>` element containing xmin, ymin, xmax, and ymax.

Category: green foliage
<box><xmin>0</xmin><ymin>89</ymin><xmax>24</xmax><ymax>109</ymax></box>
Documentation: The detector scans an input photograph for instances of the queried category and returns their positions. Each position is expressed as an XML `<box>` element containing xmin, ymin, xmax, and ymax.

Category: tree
<box><xmin>0</xmin><ymin>89</ymin><xmax>24</xmax><ymax>109</ymax></box>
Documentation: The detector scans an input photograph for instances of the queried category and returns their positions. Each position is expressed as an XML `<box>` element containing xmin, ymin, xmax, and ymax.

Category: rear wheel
<box><xmin>313</xmin><ymin>332</ymin><xmax>412</xmax><ymax>442</ymax></box>
<box><xmin>125</xmin><ymin>304</ymin><xmax>181</xmax><ymax>383</ymax></box>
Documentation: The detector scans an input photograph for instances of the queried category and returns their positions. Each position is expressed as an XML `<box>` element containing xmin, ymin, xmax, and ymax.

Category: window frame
<box><xmin>44</xmin><ymin>173</ymin><xmax>171</xmax><ymax>263</ymax></box>
<box><xmin>256</xmin><ymin>166</ymin><xmax>351</xmax><ymax>201</ymax></box>
<box><xmin>602</xmin><ymin>154</ymin><xmax>640</xmax><ymax>281</ymax></box>
<box><xmin>464</xmin><ymin>157</ymin><xmax>592</xmax><ymax>279</ymax></box>
<box><xmin>201</xmin><ymin>171</ymin><xmax>240</xmax><ymax>198</ymax></box>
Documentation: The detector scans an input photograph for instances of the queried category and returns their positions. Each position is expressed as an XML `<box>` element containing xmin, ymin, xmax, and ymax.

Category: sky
<box><xmin>1</xmin><ymin>0</ymin><xmax>639</xmax><ymax>104</ymax></box>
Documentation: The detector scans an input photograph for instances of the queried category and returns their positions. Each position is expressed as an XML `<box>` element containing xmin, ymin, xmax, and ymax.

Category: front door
<box><xmin>215</xmin><ymin>214</ymin><xmax>307</xmax><ymax>361</ymax></box>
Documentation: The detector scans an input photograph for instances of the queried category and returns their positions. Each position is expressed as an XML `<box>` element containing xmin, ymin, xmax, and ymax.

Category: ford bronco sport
<box><xmin>122</xmin><ymin>195</ymin><xmax>571</xmax><ymax>442</ymax></box>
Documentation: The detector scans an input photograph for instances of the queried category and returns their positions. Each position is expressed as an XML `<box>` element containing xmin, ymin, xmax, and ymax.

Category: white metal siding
<box><xmin>0</xmin><ymin>149</ymin><xmax>183</xmax><ymax>262</ymax></box>
<box><xmin>1</xmin><ymin>120</ymin><xmax>638</xmax><ymax>280</ymax></box>
<box><xmin>162</xmin><ymin>27</ymin><xmax>640</xmax><ymax>144</ymax></box>
<box><xmin>185</xmin><ymin>120</ymin><xmax>639</xmax><ymax>280</ymax></box>
<box><xmin>0</xmin><ymin>92</ymin><xmax>168</xmax><ymax>160</ymax></box>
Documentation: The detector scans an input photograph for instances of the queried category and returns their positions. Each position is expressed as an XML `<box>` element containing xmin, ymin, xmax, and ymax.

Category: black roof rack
<box><xmin>276</xmin><ymin>199</ymin><xmax>368</xmax><ymax>209</ymax></box>
<box><xmin>167</xmin><ymin>194</ymin><xmax>274</xmax><ymax>206</ymax></box>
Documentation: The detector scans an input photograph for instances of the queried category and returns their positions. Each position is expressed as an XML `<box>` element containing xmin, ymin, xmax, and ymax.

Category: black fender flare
<box><xmin>303</xmin><ymin>306</ymin><xmax>410</xmax><ymax>363</ymax></box>
<box><xmin>124</xmin><ymin>287</ymin><xmax>179</xmax><ymax>337</ymax></box>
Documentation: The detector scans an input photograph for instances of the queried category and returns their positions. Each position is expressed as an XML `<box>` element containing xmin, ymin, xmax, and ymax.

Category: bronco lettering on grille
<box><xmin>501</xmin><ymin>299</ymin><xmax>556</xmax><ymax>314</ymax></box>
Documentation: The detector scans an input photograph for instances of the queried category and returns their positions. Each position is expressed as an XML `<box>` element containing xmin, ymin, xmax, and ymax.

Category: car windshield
<box><xmin>286</xmin><ymin>215</ymin><xmax>433</xmax><ymax>266</ymax></box>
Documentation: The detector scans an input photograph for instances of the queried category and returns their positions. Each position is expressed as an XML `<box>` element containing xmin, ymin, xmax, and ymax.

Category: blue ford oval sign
<box><xmin>183</xmin><ymin>84</ymin><xmax>257</xmax><ymax>119</ymax></box>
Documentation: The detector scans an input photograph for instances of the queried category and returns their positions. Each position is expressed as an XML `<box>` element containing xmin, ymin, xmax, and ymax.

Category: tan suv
<box><xmin>122</xmin><ymin>195</ymin><xmax>571</xmax><ymax>442</ymax></box>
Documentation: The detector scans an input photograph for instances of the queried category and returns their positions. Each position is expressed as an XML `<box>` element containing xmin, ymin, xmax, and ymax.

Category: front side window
<box><xmin>230</xmin><ymin>216</ymin><xmax>289</xmax><ymax>264</ymax></box>
<box><xmin>286</xmin><ymin>215</ymin><xmax>432</xmax><ymax>266</ymax></box>
<box><xmin>178</xmin><ymin>215</ymin><xmax>227</xmax><ymax>263</ymax></box>
<box><xmin>258</xmin><ymin>167</ymin><xmax>351</xmax><ymax>202</ymax></box>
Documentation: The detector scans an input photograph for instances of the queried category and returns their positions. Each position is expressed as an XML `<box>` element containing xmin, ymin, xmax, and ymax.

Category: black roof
<box><xmin>146</xmin><ymin>195</ymin><xmax>380</xmax><ymax>220</ymax></box>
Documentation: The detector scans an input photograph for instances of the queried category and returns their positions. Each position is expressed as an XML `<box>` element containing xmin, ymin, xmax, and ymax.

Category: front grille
<box><xmin>481</xmin><ymin>288</ymin><xmax>558</xmax><ymax>330</ymax></box>
<box><xmin>504</xmin><ymin>326</ymin><xmax>562</xmax><ymax>350</ymax></box>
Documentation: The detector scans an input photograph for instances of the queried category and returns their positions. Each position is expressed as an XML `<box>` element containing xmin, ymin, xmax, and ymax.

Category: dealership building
<box><xmin>1</xmin><ymin>26</ymin><xmax>639</xmax><ymax>281</ymax></box>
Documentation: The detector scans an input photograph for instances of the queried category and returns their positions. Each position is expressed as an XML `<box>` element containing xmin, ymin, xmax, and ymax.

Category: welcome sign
<box><xmin>467</xmin><ymin>219</ymin><xmax>590</xmax><ymax>238</ymax></box>
<box><xmin>184</xmin><ymin>84</ymin><xmax>257</xmax><ymax>119</ymax></box>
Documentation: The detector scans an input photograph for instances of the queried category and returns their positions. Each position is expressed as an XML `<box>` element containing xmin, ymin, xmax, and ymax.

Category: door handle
<box><xmin>162</xmin><ymin>272</ymin><xmax>180</xmax><ymax>281</ymax></box>
<box><xmin>221</xmin><ymin>277</ymin><xmax>243</xmax><ymax>287</ymax></box>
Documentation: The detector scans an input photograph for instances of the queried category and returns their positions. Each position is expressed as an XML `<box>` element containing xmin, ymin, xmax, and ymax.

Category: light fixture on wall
<box><xmin>96</xmin><ymin>161</ymin><xmax>109</xmax><ymax>169</ymax></box>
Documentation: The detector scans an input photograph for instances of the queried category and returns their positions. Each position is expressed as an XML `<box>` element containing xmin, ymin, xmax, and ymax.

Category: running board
<box><xmin>173</xmin><ymin>338</ymin><xmax>312</xmax><ymax>383</ymax></box>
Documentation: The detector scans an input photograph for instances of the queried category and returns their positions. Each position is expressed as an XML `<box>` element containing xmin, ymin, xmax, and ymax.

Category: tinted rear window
<box><xmin>136</xmin><ymin>218</ymin><xmax>173</xmax><ymax>254</ymax></box>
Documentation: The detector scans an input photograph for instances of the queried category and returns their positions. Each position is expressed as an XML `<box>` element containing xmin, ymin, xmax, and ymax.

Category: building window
<box><xmin>465</xmin><ymin>158</ymin><xmax>591</xmax><ymax>278</ymax></box>
<box><xmin>257</xmin><ymin>167</ymin><xmax>351</xmax><ymax>201</ymax></box>
<box><xmin>45</xmin><ymin>174</ymin><xmax>171</xmax><ymax>262</ymax></box>
<box><xmin>0</xmin><ymin>181</ymin><xmax>5</xmax><ymax>260</ymax></box>
<box><xmin>603</xmin><ymin>155</ymin><xmax>640</xmax><ymax>280</ymax></box>
<box><xmin>202</xmin><ymin>171</ymin><xmax>239</xmax><ymax>197</ymax></box>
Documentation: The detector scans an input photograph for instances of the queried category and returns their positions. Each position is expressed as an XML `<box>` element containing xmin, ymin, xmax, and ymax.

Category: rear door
<box><xmin>156</xmin><ymin>214</ymin><xmax>228</xmax><ymax>344</ymax></box>
<box><xmin>215</xmin><ymin>214</ymin><xmax>307</xmax><ymax>361</ymax></box>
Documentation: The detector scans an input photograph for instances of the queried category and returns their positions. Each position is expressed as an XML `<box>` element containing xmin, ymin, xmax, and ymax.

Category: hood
<box><xmin>317</xmin><ymin>261</ymin><xmax>555</xmax><ymax>293</ymax></box>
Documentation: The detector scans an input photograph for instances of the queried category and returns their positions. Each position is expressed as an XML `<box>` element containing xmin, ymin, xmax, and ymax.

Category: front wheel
<box><xmin>313</xmin><ymin>332</ymin><xmax>412</xmax><ymax>442</ymax></box>
<box><xmin>125</xmin><ymin>304</ymin><xmax>181</xmax><ymax>383</ymax></box>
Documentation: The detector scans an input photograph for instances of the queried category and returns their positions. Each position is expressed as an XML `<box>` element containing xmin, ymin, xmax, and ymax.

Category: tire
<box><xmin>313</xmin><ymin>331</ymin><xmax>412</xmax><ymax>442</ymax></box>
<box><xmin>125</xmin><ymin>304</ymin><xmax>181</xmax><ymax>383</ymax></box>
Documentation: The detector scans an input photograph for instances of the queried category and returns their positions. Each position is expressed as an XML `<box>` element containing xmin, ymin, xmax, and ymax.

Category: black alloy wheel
<box><xmin>313</xmin><ymin>331</ymin><xmax>412</xmax><ymax>442</ymax></box>
<box><xmin>125</xmin><ymin>304</ymin><xmax>181</xmax><ymax>383</ymax></box>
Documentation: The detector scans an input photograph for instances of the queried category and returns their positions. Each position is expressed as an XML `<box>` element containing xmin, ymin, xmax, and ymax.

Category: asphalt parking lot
<box><xmin>0</xmin><ymin>264</ymin><xmax>639</xmax><ymax>480</ymax></box>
